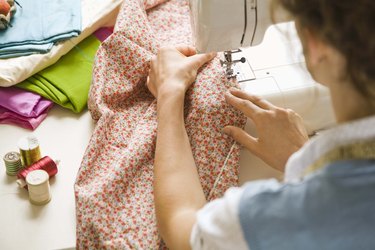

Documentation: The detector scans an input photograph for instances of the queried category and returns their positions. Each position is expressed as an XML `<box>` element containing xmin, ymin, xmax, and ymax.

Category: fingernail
<box><xmin>229</xmin><ymin>87</ymin><xmax>238</xmax><ymax>93</ymax></box>
<box><xmin>226</xmin><ymin>90</ymin><xmax>234</xmax><ymax>97</ymax></box>
<box><xmin>222</xmin><ymin>127</ymin><xmax>230</xmax><ymax>134</ymax></box>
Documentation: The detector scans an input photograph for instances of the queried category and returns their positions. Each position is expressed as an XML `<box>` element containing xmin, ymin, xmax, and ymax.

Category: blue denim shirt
<box><xmin>239</xmin><ymin>160</ymin><xmax>375</xmax><ymax>250</ymax></box>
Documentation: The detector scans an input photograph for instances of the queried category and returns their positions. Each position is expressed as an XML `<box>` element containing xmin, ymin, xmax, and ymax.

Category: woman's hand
<box><xmin>223</xmin><ymin>88</ymin><xmax>309</xmax><ymax>172</ymax></box>
<box><xmin>147</xmin><ymin>46</ymin><xmax>216</xmax><ymax>99</ymax></box>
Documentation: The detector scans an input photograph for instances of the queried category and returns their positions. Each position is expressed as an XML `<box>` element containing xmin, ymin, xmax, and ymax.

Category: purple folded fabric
<box><xmin>0</xmin><ymin>87</ymin><xmax>53</xmax><ymax>130</ymax></box>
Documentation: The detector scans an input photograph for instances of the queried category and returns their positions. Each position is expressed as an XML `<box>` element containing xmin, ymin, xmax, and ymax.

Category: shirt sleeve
<box><xmin>190</xmin><ymin>179</ymin><xmax>282</xmax><ymax>250</ymax></box>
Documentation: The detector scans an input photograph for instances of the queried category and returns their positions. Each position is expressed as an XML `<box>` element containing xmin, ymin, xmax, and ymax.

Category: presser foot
<box><xmin>220</xmin><ymin>49</ymin><xmax>256</xmax><ymax>82</ymax></box>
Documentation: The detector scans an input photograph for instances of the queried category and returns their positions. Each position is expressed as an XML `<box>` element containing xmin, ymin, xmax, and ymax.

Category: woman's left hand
<box><xmin>224</xmin><ymin>88</ymin><xmax>309</xmax><ymax>172</ymax></box>
<box><xmin>147</xmin><ymin>46</ymin><xmax>216</xmax><ymax>99</ymax></box>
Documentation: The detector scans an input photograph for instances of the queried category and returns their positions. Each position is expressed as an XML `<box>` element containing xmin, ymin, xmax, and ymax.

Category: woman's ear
<box><xmin>300</xmin><ymin>28</ymin><xmax>329</xmax><ymax>67</ymax></box>
<box><xmin>295</xmin><ymin>22</ymin><xmax>336</xmax><ymax>85</ymax></box>
<box><xmin>296</xmin><ymin>21</ymin><xmax>347</xmax><ymax>88</ymax></box>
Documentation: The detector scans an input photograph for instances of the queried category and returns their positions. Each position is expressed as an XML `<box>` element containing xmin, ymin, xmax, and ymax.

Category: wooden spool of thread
<box><xmin>16</xmin><ymin>156</ymin><xmax>58</xmax><ymax>189</ymax></box>
<box><xmin>18</xmin><ymin>135</ymin><xmax>42</xmax><ymax>167</ymax></box>
<box><xmin>26</xmin><ymin>170</ymin><xmax>51</xmax><ymax>205</ymax></box>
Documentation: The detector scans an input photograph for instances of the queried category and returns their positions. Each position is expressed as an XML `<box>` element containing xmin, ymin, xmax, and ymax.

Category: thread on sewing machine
<box><xmin>16</xmin><ymin>156</ymin><xmax>58</xmax><ymax>189</ymax></box>
<box><xmin>18</xmin><ymin>135</ymin><xmax>42</xmax><ymax>167</ymax></box>
<box><xmin>26</xmin><ymin>169</ymin><xmax>51</xmax><ymax>205</ymax></box>
<box><xmin>3</xmin><ymin>151</ymin><xmax>22</xmax><ymax>176</ymax></box>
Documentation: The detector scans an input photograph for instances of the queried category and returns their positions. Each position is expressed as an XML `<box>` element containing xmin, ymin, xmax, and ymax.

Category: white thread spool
<box><xmin>26</xmin><ymin>170</ymin><xmax>51</xmax><ymax>205</ymax></box>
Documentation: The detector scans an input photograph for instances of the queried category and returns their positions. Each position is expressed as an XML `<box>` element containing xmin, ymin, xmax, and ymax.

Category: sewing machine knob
<box><xmin>233</xmin><ymin>57</ymin><xmax>246</xmax><ymax>64</ymax></box>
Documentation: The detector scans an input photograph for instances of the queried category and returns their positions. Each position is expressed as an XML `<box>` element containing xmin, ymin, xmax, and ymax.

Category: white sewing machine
<box><xmin>190</xmin><ymin>0</ymin><xmax>336</xmax><ymax>180</ymax></box>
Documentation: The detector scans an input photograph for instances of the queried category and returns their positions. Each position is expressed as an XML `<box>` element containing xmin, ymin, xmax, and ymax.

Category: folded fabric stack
<box><xmin>0</xmin><ymin>0</ymin><xmax>122</xmax><ymax>122</ymax></box>
<box><xmin>0</xmin><ymin>28</ymin><xmax>113</xmax><ymax>129</ymax></box>
<box><xmin>0</xmin><ymin>87</ymin><xmax>53</xmax><ymax>130</ymax></box>
<box><xmin>0</xmin><ymin>0</ymin><xmax>122</xmax><ymax>129</ymax></box>
<box><xmin>17</xmin><ymin>28</ymin><xmax>112</xmax><ymax>113</ymax></box>
<box><xmin>0</xmin><ymin>0</ymin><xmax>122</xmax><ymax>87</ymax></box>
<box><xmin>0</xmin><ymin>0</ymin><xmax>81</xmax><ymax>58</ymax></box>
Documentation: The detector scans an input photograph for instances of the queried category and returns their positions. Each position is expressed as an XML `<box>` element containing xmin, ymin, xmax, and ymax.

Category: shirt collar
<box><xmin>284</xmin><ymin>115</ymin><xmax>375</xmax><ymax>182</ymax></box>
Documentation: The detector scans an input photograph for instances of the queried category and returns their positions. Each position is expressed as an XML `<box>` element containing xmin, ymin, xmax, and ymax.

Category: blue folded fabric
<box><xmin>0</xmin><ymin>0</ymin><xmax>81</xmax><ymax>58</ymax></box>
<box><xmin>0</xmin><ymin>44</ymin><xmax>53</xmax><ymax>58</ymax></box>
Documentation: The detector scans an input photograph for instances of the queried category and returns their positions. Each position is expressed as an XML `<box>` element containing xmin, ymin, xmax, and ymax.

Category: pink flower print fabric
<box><xmin>74</xmin><ymin>0</ymin><xmax>246</xmax><ymax>249</ymax></box>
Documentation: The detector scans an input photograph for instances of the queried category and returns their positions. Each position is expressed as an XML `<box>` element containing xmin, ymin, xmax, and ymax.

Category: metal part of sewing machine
<box><xmin>220</xmin><ymin>50</ymin><xmax>256</xmax><ymax>82</ymax></box>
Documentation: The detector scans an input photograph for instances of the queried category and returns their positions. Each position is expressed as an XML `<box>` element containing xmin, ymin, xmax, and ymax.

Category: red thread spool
<box><xmin>16</xmin><ymin>156</ymin><xmax>58</xmax><ymax>188</ymax></box>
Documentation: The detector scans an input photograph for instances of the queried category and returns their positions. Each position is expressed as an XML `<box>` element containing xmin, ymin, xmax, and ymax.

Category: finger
<box><xmin>146</xmin><ymin>76</ymin><xmax>156</xmax><ymax>97</ymax></box>
<box><xmin>225</xmin><ymin>90</ymin><xmax>263</xmax><ymax>119</ymax></box>
<box><xmin>146</xmin><ymin>75</ymin><xmax>151</xmax><ymax>87</ymax></box>
<box><xmin>175</xmin><ymin>45</ymin><xmax>197</xmax><ymax>57</ymax></box>
<box><xmin>150</xmin><ymin>55</ymin><xmax>156</xmax><ymax>69</ymax></box>
<box><xmin>229</xmin><ymin>87</ymin><xmax>276</xmax><ymax>110</ymax></box>
<box><xmin>223</xmin><ymin>126</ymin><xmax>259</xmax><ymax>154</ymax></box>
<box><xmin>187</xmin><ymin>52</ymin><xmax>217</xmax><ymax>70</ymax></box>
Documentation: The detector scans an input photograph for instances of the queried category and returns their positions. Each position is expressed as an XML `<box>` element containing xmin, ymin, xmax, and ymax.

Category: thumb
<box><xmin>188</xmin><ymin>52</ymin><xmax>217</xmax><ymax>70</ymax></box>
<box><xmin>223</xmin><ymin>126</ymin><xmax>258</xmax><ymax>154</ymax></box>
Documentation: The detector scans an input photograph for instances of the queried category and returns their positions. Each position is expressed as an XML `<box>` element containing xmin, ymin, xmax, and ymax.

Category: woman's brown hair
<box><xmin>272</xmin><ymin>0</ymin><xmax>375</xmax><ymax>98</ymax></box>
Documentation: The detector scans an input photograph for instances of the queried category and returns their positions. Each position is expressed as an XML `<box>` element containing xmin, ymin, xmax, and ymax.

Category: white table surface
<box><xmin>0</xmin><ymin>106</ymin><xmax>94</xmax><ymax>250</ymax></box>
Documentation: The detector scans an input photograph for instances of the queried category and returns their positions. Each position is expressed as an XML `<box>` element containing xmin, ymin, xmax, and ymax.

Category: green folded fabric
<box><xmin>17</xmin><ymin>35</ymin><xmax>101</xmax><ymax>113</ymax></box>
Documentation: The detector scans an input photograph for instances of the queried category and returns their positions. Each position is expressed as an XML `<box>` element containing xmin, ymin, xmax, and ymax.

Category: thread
<box><xmin>208</xmin><ymin>142</ymin><xmax>236</xmax><ymax>200</ymax></box>
<box><xmin>16</xmin><ymin>156</ymin><xmax>58</xmax><ymax>188</ymax></box>
<box><xmin>26</xmin><ymin>170</ymin><xmax>51</xmax><ymax>205</ymax></box>
<box><xmin>3</xmin><ymin>151</ymin><xmax>23</xmax><ymax>176</ymax></box>
<box><xmin>18</xmin><ymin>135</ymin><xmax>42</xmax><ymax>167</ymax></box>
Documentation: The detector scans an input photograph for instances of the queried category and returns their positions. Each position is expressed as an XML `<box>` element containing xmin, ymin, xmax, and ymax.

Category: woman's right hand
<box><xmin>223</xmin><ymin>88</ymin><xmax>309</xmax><ymax>172</ymax></box>
<box><xmin>147</xmin><ymin>46</ymin><xmax>216</xmax><ymax>100</ymax></box>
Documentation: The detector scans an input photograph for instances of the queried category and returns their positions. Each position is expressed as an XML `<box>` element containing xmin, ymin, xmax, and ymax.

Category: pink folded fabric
<box><xmin>0</xmin><ymin>87</ymin><xmax>53</xmax><ymax>129</ymax></box>
<box><xmin>0</xmin><ymin>106</ymin><xmax>51</xmax><ymax>130</ymax></box>
<box><xmin>93</xmin><ymin>27</ymin><xmax>114</xmax><ymax>43</ymax></box>
<box><xmin>75</xmin><ymin>0</ymin><xmax>246</xmax><ymax>249</ymax></box>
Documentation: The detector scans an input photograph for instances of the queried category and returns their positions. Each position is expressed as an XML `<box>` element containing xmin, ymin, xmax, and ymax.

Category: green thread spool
<box><xmin>3</xmin><ymin>151</ymin><xmax>22</xmax><ymax>176</ymax></box>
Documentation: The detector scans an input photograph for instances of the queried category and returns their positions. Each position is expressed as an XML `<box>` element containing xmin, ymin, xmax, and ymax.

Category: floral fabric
<box><xmin>74</xmin><ymin>0</ymin><xmax>246</xmax><ymax>248</ymax></box>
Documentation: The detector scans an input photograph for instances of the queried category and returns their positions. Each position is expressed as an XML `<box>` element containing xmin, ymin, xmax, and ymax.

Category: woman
<box><xmin>147</xmin><ymin>0</ymin><xmax>375</xmax><ymax>249</ymax></box>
